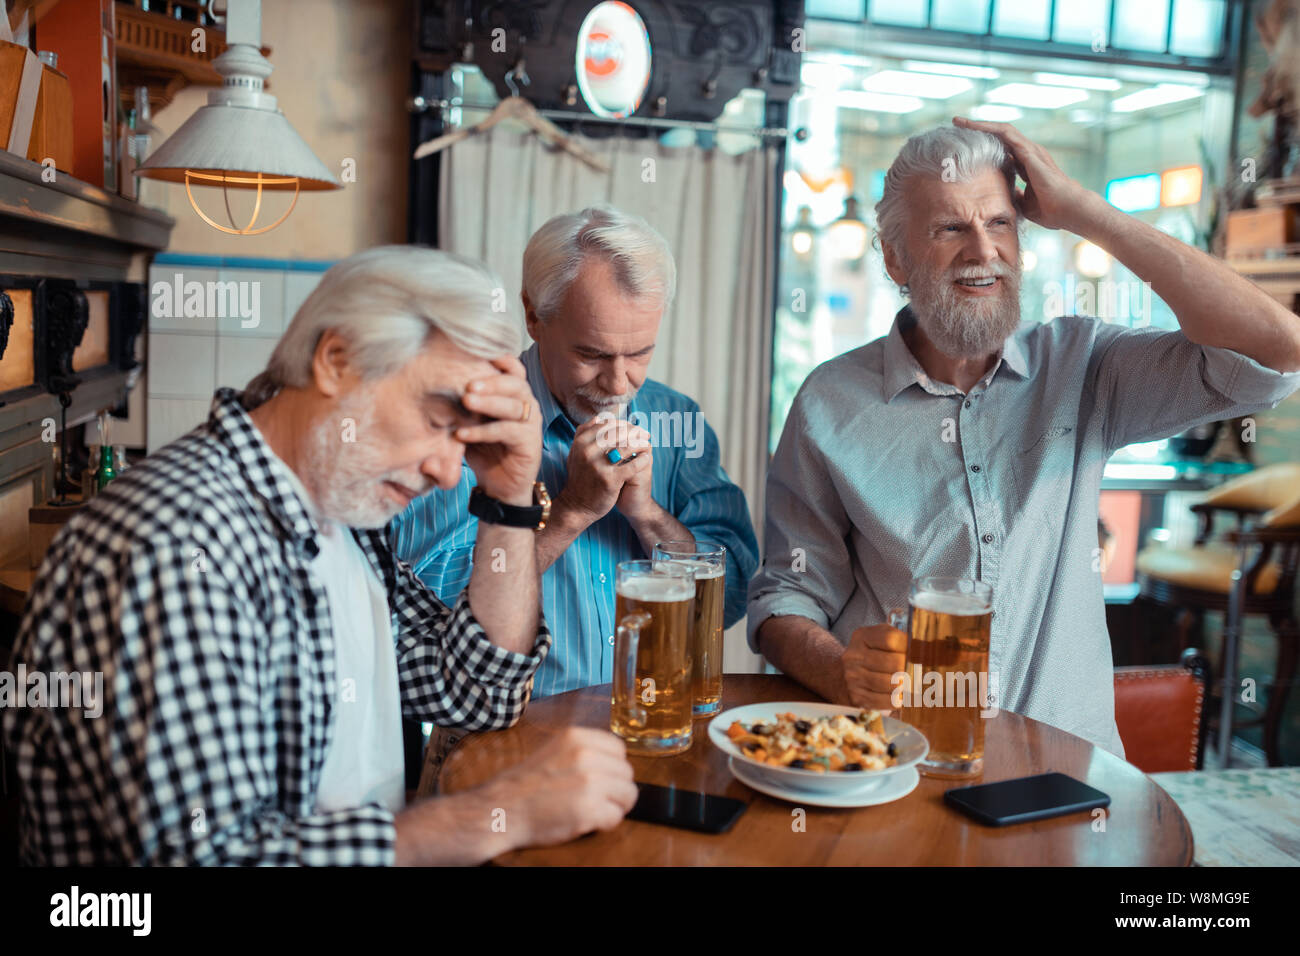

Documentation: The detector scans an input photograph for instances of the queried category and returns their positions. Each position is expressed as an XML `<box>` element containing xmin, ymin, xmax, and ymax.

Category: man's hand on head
<box><xmin>455</xmin><ymin>355</ymin><xmax>543</xmax><ymax>507</ymax></box>
<box><xmin>952</xmin><ymin>116</ymin><xmax>1099</xmax><ymax>234</ymax></box>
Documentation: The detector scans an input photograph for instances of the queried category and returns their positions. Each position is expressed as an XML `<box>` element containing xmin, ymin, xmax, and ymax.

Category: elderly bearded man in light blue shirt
<box><xmin>748</xmin><ymin>119</ymin><xmax>1300</xmax><ymax>756</ymax></box>
<box><xmin>393</xmin><ymin>205</ymin><xmax>759</xmax><ymax>699</ymax></box>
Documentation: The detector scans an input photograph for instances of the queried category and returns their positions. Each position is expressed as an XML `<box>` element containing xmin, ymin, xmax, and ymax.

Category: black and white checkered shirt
<box><xmin>3</xmin><ymin>388</ymin><xmax>550</xmax><ymax>865</ymax></box>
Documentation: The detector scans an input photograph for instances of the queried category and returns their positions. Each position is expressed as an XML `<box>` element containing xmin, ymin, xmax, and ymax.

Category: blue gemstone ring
<box><xmin>606</xmin><ymin>449</ymin><xmax>623</xmax><ymax>465</ymax></box>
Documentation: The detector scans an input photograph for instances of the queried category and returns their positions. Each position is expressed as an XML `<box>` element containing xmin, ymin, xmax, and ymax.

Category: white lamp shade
<box><xmin>137</xmin><ymin>103</ymin><xmax>340</xmax><ymax>191</ymax></box>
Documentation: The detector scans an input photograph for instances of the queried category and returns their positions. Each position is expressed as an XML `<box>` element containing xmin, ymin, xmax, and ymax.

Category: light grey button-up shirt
<box><xmin>749</xmin><ymin>306</ymin><xmax>1300</xmax><ymax>756</ymax></box>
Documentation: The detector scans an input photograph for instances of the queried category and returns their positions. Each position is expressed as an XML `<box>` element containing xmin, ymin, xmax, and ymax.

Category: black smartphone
<box><xmin>626</xmin><ymin>783</ymin><xmax>747</xmax><ymax>834</ymax></box>
<box><xmin>944</xmin><ymin>772</ymin><xmax>1110</xmax><ymax>827</ymax></box>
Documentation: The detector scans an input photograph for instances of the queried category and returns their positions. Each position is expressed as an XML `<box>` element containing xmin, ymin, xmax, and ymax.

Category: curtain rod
<box><xmin>408</xmin><ymin>96</ymin><xmax>794</xmax><ymax>141</ymax></box>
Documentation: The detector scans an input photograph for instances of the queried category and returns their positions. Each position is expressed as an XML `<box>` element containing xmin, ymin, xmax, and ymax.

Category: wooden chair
<box><xmin>1113</xmin><ymin>650</ymin><xmax>1210</xmax><ymax>772</ymax></box>
<box><xmin>1135</xmin><ymin>463</ymin><xmax>1300</xmax><ymax>766</ymax></box>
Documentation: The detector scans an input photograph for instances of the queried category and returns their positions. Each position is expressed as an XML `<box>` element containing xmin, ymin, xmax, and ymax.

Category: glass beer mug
<box><xmin>652</xmin><ymin>540</ymin><xmax>727</xmax><ymax>718</ymax></box>
<box><xmin>889</xmin><ymin>576</ymin><xmax>994</xmax><ymax>778</ymax></box>
<box><xmin>610</xmin><ymin>560</ymin><xmax>696</xmax><ymax>755</ymax></box>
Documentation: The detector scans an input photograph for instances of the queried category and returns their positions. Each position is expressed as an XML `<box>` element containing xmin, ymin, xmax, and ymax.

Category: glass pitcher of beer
<box><xmin>610</xmin><ymin>560</ymin><xmax>696</xmax><ymax>755</ymax></box>
<box><xmin>889</xmin><ymin>577</ymin><xmax>993</xmax><ymax>778</ymax></box>
<box><xmin>653</xmin><ymin>540</ymin><xmax>726</xmax><ymax>718</ymax></box>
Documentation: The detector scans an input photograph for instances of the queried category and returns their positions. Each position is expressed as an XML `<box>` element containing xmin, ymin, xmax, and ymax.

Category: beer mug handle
<box><xmin>616</xmin><ymin>611</ymin><xmax>652</xmax><ymax>728</ymax></box>
<box><xmin>888</xmin><ymin>607</ymin><xmax>908</xmax><ymax>632</ymax></box>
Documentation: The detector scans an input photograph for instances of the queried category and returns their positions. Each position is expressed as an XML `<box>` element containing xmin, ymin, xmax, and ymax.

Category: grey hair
<box><xmin>521</xmin><ymin>204</ymin><xmax>676</xmax><ymax>322</ymax></box>
<box><xmin>244</xmin><ymin>246</ymin><xmax>520</xmax><ymax>407</ymax></box>
<box><xmin>874</xmin><ymin>126</ymin><xmax>1020</xmax><ymax>257</ymax></box>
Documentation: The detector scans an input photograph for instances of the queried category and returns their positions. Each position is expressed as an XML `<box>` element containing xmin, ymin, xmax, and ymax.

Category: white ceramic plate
<box><xmin>728</xmin><ymin>757</ymin><xmax>921</xmax><ymax>808</ymax></box>
<box><xmin>708</xmin><ymin>702</ymin><xmax>929</xmax><ymax>795</ymax></box>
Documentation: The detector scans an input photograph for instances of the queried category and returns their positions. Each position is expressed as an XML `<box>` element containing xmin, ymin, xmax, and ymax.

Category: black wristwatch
<box><xmin>468</xmin><ymin>481</ymin><xmax>552</xmax><ymax>532</ymax></box>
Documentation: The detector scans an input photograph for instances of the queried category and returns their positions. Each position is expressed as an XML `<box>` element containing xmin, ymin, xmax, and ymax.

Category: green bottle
<box><xmin>95</xmin><ymin>444</ymin><xmax>117</xmax><ymax>492</ymax></box>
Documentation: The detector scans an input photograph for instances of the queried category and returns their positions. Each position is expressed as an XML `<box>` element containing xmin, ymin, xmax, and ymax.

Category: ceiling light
<box><xmin>970</xmin><ymin>104</ymin><xmax>1023</xmax><ymax>122</ymax></box>
<box><xmin>901</xmin><ymin>60</ymin><xmax>1000</xmax><ymax>80</ymax></box>
<box><xmin>790</xmin><ymin>205</ymin><xmax>817</xmax><ymax>259</ymax></box>
<box><xmin>1105</xmin><ymin>173</ymin><xmax>1162</xmax><ymax>212</ymax></box>
<box><xmin>864</xmin><ymin>69</ymin><xmax>972</xmax><ymax>99</ymax></box>
<box><xmin>828</xmin><ymin>196</ymin><xmax>869</xmax><ymax>261</ymax></box>
<box><xmin>1161</xmin><ymin>166</ymin><xmax>1203</xmax><ymax>206</ymax></box>
<box><xmin>801</xmin><ymin>62</ymin><xmax>852</xmax><ymax>89</ymax></box>
<box><xmin>1110</xmin><ymin>84</ymin><xmax>1204</xmax><ymax>112</ymax></box>
<box><xmin>838</xmin><ymin>90</ymin><xmax>925</xmax><ymax>114</ymax></box>
<box><xmin>804</xmin><ymin>52</ymin><xmax>874</xmax><ymax>70</ymax></box>
<box><xmin>985</xmin><ymin>83</ymin><xmax>1090</xmax><ymax>109</ymax></box>
<box><xmin>136</xmin><ymin>0</ymin><xmax>339</xmax><ymax>235</ymax></box>
<box><xmin>1032</xmin><ymin>72</ymin><xmax>1123</xmax><ymax>91</ymax></box>
<box><xmin>1074</xmin><ymin>240</ymin><xmax>1111</xmax><ymax>278</ymax></box>
<box><xmin>1069</xmin><ymin>109</ymin><xmax>1100</xmax><ymax>124</ymax></box>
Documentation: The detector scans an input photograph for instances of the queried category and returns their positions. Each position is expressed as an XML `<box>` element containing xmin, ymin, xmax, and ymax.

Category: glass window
<box><xmin>1112</xmin><ymin>0</ymin><xmax>1171</xmax><ymax>52</ymax></box>
<box><xmin>806</xmin><ymin>0</ymin><xmax>867</xmax><ymax>19</ymax></box>
<box><xmin>1053</xmin><ymin>0</ymin><xmax>1112</xmax><ymax>47</ymax></box>
<box><xmin>930</xmin><ymin>0</ymin><xmax>990</xmax><ymax>34</ymax></box>
<box><xmin>992</xmin><ymin>0</ymin><xmax>1051</xmax><ymax>39</ymax></box>
<box><xmin>1170</xmin><ymin>0</ymin><xmax>1226</xmax><ymax>57</ymax></box>
<box><xmin>867</xmin><ymin>0</ymin><xmax>928</xmax><ymax>28</ymax></box>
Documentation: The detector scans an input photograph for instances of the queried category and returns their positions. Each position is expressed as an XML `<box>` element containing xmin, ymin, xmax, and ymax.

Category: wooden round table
<box><xmin>436</xmin><ymin>675</ymin><xmax>1193</xmax><ymax>865</ymax></box>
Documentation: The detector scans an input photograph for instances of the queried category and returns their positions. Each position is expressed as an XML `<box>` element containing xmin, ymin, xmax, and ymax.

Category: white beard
<box><xmin>565</xmin><ymin>383</ymin><xmax>640</xmax><ymax>425</ymax></box>
<box><xmin>907</xmin><ymin>260</ymin><xmax>1023</xmax><ymax>359</ymax></box>
<box><xmin>302</xmin><ymin>387</ymin><xmax>432</xmax><ymax>529</ymax></box>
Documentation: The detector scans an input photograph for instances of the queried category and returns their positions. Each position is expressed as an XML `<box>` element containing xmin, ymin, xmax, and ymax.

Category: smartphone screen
<box><xmin>944</xmin><ymin>772</ymin><xmax>1111</xmax><ymax>827</ymax></box>
<box><xmin>626</xmin><ymin>783</ymin><xmax>747</xmax><ymax>834</ymax></box>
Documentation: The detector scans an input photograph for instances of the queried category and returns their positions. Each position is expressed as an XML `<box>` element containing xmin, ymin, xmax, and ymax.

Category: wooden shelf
<box><xmin>1228</xmin><ymin>253</ymin><xmax>1300</xmax><ymax>301</ymax></box>
<box><xmin>115</xmin><ymin>1</ymin><xmax>229</xmax><ymax>115</ymax></box>
<box><xmin>12</xmin><ymin>1</ymin><xmax>267</xmax><ymax>116</ymax></box>
<box><xmin>0</xmin><ymin>148</ymin><xmax>173</xmax><ymax>280</ymax></box>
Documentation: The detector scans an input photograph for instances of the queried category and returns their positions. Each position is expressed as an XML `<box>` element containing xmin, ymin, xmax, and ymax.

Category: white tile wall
<box><xmin>147</xmin><ymin>267</ymin><xmax>220</xmax><ymax>333</ymax></box>
<box><xmin>216</xmin><ymin>334</ymin><xmax>278</xmax><ymax>391</ymax></box>
<box><xmin>216</xmin><ymin>268</ymin><xmax>285</xmax><ymax>337</ymax></box>
<box><xmin>148</xmin><ymin>333</ymin><xmax>217</xmax><ymax>398</ymax></box>
<box><xmin>146</xmin><ymin>263</ymin><xmax>330</xmax><ymax>453</ymax></box>
<box><xmin>283</xmin><ymin>272</ymin><xmax>322</xmax><ymax>326</ymax></box>
<box><xmin>146</xmin><ymin>398</ymin><xmax>211</xmax><ymax>452</ymax></box>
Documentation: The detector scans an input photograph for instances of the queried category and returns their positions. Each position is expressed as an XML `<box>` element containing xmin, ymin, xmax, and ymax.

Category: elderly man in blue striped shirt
<box><xmin>393</xmin><ymin>205</ymin><xmax>759</xmax><ymax>699</ymax></box>
<box><xmin>749</xmin><ymin>120</ymin><xmax>1300</xmax><ymax>756</ymax></box>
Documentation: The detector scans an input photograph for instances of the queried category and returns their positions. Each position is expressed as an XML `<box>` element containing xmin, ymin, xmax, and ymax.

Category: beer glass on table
<box><xmin>889</xmin><ymin>577</ymin><xmax>993</xmax><ymax>779</ymax></box>
<box><xmin>653</xmin><ymin>540</ymin><xmax>727</xmax><ymax>718</ymax></box>
<box><xmin>610</xmin><ymin>560</ymin><xmax>696</xmax><ymax>755</ymax></box>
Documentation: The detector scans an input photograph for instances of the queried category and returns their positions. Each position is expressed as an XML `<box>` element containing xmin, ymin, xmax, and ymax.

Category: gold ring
<box><xmin>520</xmin><ymin>401</ymin><xmax>532</xmax><ymax>423</ymax></box>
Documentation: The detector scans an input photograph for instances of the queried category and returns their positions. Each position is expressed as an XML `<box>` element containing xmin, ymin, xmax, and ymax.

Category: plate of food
<box><xmin>727</xmin><ymin>757</ymin><xmax>920</xmax><ymax>808</ymax></box>
<box><xmin>708</xmin><ymin>702</ymin><xmax>928</xmax><ymax>795</ymax></box>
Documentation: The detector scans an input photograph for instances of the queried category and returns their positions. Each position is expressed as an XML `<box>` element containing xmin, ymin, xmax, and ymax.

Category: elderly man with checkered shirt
<box><xmin>3</xmin><ymin>247</ymin><xmax>638</xmax><ymax>865</ymax></box>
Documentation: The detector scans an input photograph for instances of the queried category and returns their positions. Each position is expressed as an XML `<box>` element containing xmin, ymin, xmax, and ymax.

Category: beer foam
<box><xmin>911</xmin><ymin>590</ymin><xmax>990</xmax><ymax>615</ymax></box>
<box><xmin>662</xmin><ymin>558</ymin><xmax>724</xmax><ymax>579</ymax></box>
<box><xmin>618</xmin><ymin>576</ymin><xmax>694</xmax><ymax>602</ymax></box>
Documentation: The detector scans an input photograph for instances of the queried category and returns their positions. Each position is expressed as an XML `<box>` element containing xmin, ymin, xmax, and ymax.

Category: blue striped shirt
<box><xmin>391</xmin><ymin>343</ymin><xmax>759</xmax><ymax>699</ymax></box>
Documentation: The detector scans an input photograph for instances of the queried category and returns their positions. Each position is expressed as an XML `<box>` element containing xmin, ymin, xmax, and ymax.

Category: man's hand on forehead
<box><xmin>453</xmin><ymin>354</ymin><xmax>544</xmax><ymax>504</ymax></box>
<box><xmin>453</xmin><ymin>355</ymin><xmax>532</xmax><ymax>425</ymax></box>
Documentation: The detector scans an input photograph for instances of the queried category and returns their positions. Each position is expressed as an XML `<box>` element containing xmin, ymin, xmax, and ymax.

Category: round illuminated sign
<box><xmin>576</xmin><ymin>2</ymin><xmax>652</xmax><ymax>119</ymax></box>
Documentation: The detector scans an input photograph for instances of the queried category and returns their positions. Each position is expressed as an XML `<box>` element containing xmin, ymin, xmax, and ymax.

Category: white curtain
<box><xmin>437</xmin><ymin>126</ymin><xmax>777</xmax><ymax>672</ymax></box>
